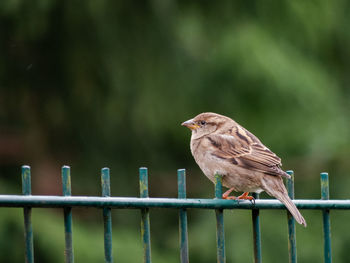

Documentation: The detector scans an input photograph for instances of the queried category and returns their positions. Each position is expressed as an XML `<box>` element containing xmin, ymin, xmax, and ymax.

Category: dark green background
<box><xmin>1</xmin><ymin>1</ymin><xmax>350</xmax><ymax>262</ymax></box>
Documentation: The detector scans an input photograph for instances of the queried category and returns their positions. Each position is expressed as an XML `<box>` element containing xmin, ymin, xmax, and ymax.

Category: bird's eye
<box><xmin>200</xmin><ymin>121</ymin><xmax>206</xmax><ymax>125</ymax></box>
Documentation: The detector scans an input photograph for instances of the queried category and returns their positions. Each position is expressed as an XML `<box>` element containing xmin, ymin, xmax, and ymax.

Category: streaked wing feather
<box><xmin>207</xmin><ymin>132</ymin><xmax>287</xmax><ymax>177</ymax></box>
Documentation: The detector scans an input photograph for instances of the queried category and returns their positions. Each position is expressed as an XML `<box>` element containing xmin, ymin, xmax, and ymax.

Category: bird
<box><xmin>182</xmin><ymin>112</ymin><xmax>306</xmax><ymax>227</ymax></box>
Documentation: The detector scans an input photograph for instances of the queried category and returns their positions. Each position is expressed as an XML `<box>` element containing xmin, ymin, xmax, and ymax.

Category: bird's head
<box><xmin>181</xmin><ymin>112</ymin><xmax>233</xmax><ymax>139</ymax></box>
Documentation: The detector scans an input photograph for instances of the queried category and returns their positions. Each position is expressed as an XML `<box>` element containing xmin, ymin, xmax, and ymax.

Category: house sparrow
<box><xmin>182</xmin><ymin>112</ymin><xmax>306</xmax><ymax>227</ymax></box>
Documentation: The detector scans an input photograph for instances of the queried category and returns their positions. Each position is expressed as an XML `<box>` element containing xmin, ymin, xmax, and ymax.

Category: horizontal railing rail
<box><xmin>0</xmin><ymin>195</ymin><xmax>349</xmax><ymax>209</ymax></box>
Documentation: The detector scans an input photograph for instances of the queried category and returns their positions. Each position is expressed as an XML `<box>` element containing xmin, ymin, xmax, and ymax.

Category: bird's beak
<box><xmin>181</xmin><ymin>119</ymin><xmax>200</xmax><ymax>130</ymax></box>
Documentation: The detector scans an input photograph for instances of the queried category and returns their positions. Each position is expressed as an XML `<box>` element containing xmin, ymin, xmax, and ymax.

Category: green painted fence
<box><xmin>0</xmin><ymin>165</ymin><xmax>344</xmax><ymax>263</ymax></box>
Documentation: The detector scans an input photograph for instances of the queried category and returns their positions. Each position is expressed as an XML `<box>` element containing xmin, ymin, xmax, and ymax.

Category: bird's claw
<box><xmin>237</xmin><ymin>193</ymin><xmax>255</xmax><ymax>206</ymax></box>
<box><xmin>222</xmin><ymin>195</ymin><xmax>238</xmax><ymax>200</ymax></box>
<box><xmin>250</xmin><ymin>197</ymin><xmax>256</xmax><ymax>206</ymax></box>
<box><xmin>241</xmin><ymin>197</ymin><xmax>255</xmax><ymax>206</ymax></box>
<box><xmin>222</xmin><ymin>193</ymin><xmax>255</xmax><ymax>205</ymax></box>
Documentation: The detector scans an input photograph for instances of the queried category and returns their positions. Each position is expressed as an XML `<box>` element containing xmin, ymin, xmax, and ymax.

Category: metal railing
<box><xmin>0</xmin><ymin>165</ymin><xmax>347</xmax><ymax>263</ymax></box>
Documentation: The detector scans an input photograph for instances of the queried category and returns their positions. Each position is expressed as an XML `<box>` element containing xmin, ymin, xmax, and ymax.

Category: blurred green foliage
<box><xmin>1</xmin><ymin>0</ymin><xmax>350</xmax><ymax>262</ymax></box>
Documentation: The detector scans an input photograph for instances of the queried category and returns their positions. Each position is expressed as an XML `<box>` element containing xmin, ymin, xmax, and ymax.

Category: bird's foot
<box><xmin>222</xmin><ymin>195</ymin><xmax>238</xmax><ymax>200</ymax></box>
<box><xmin>222</xmin><ymin>187</ymin><xmax>236</xmax><ymax>199</ymax></box>
<box><xmin>237</xmin><ymin>192</ymin><xmax>255</xmax><ymax>205</ymax></box>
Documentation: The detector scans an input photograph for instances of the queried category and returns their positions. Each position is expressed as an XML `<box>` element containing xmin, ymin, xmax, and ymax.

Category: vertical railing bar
<box><xmin>252</xmin><ymin>192</ymin><xmax>262</xmax><ymax>263</ymax></box>
<box><xmin>321</xmin><ymin>172</ymin><xmax>332</xmax><ymax>263</ymax></box>
<box><xmin>22</xmin><ymin>165</ymin><xmax>34</xmax><ymax>263</ymax></box>
<box><xmin>62</xmin><ymin>165</ymin><xmax>74</xmax><ymax>263</ymax></box>
<box><xmin>286</xmin><ymin>170</ymin><xmax>297</xmax><ymax>263</ymax></box>
<box><xmin>178</xmin><ymin>169</ymin><xmax>189</xmax><ymax>263</ymax></box>
<box><xmin>140</xmin><ymin>167</ymin><xmax>152</xmax><ymax>263</ymax></box>
<box><xmin>102</xmin><ymin>167</ymin><xmax>113</xmax><ymax>263</ymax></box>
<box><xmin>214</xmin><ymin>174</ymin><xmax>226</xmax><ymax>263</ymax></box>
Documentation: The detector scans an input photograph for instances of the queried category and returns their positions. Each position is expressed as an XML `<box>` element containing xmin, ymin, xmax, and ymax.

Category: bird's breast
<box><xmin>191</xmin><ymin>138</ymin><xmax>229</xmax><ymax>183</ymax></box>
<box><xmin>190</xmin><ymin>137</ymin><xmax>264</xmax><ymax>193</ymax></box>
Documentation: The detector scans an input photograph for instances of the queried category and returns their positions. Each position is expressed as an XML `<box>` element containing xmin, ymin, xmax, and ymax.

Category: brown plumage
<box><xmin>182</xmin><ymin>112</ymin><xmax>306</xmax><ymax>227</ymax></box>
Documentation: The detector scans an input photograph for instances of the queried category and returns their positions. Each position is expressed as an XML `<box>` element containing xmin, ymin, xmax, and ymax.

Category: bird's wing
<box><xmin>206</xmin><ymin>128</ymin><xmax>288</xmax><ymax>177</ymax></box>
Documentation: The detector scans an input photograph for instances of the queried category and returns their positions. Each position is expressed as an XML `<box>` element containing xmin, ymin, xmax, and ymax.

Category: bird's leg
<box><xmin>222</xmin><ymin>187</ymin><xmax>237</xmax><ymax>200</ymax></box>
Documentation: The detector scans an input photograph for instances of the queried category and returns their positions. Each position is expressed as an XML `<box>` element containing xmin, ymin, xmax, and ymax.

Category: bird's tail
<box><xmin>274</xmin><ymin>191</ymin><xmax>307</xmax><ymax>227</ymax></box>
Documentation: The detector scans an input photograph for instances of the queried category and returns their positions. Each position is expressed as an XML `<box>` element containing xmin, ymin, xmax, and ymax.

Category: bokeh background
<box><xmin>1</xmin><ymin>1</ymin><xmax>350</xmax><ymax>262</ymax></box>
